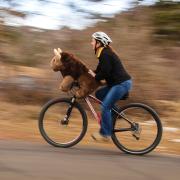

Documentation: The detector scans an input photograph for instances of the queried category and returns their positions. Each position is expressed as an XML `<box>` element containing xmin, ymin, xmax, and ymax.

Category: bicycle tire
<box><xmin>39</xmin><ymin>97</ymin><xmax>88</xmax><ymax>148</ymax></box>
<box><xmin>111</xmin><ymin>103</ymin><xmax>163</xmax><ymax>155</ymax></box>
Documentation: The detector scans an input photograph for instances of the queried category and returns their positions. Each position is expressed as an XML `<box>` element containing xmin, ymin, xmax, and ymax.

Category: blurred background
<box><xmin>0</xmin><ymin>0</ymin><xmax>179</xmax><ymax>153</ymax></box>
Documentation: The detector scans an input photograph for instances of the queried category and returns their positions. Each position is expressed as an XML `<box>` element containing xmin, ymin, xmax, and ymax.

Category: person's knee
<box><xmin>101</xmin><ymin>103</ymin><xmax>111</xmax><ymax>112</ymax></box>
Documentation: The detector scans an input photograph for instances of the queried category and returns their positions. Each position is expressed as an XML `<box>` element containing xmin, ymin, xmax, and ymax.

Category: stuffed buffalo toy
<box><xmin>50</xmin><ymin>48</ymin><xmax>101</xmax><ymax>98</ymax></box>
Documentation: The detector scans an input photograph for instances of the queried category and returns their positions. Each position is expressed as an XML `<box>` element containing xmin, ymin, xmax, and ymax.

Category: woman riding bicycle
<box><xmin>89</xmin><ymin>31</ymin><xmax>132</xmax><ymax>141</ymax></box>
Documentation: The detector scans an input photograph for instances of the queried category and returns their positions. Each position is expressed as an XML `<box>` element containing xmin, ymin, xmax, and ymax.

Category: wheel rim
<box><xmin>113</xmin><ymin>105</ymin><xmax>160</xmax><ymax>153</ymax></box>
<box><xmin>42</xmin><ymin>101</ymin><xmax>84</xmax><ymax>145</ymax></box>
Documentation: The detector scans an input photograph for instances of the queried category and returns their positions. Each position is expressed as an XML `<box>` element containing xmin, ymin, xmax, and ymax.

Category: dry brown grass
<box><xmin>0</xmin><ymin>99</ymin><xmax>179</xmax><ymax>155</ymax></box>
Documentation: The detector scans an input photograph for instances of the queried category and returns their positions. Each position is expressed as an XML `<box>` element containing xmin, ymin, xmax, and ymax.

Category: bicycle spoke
<box><xmin>39</xmin><ymin>98</ymin><xmax>87</xmax><ymax>147</ymax></box>
<box><xmin>112</xmin><ymin>103</ymin><xmax>162</xmax><ymax>155</ymax></box>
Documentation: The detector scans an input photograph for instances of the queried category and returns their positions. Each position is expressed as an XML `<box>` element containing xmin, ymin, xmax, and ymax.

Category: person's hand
<box><xmin>100</xmin><ymin>80</ymin><xmax>106</xmax><ymax>85</ymax></box>
<box><xmin>88</xmin><ymin>69</ymin><xmax>96</xmax><ymax>77</ymax></box>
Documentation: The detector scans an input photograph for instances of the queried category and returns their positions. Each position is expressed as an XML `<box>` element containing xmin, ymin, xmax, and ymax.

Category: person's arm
<box><xmin>88</xmin><ymin>69</ymin><xmax>96</xmax><ymax>77</ymax></box>
<box><xmin>88</xmin><ymin>69</ymin><xmax>106</xmax><ymax>85</ymax></box>
<box><xmin>95</xmin><ymin>53</ymin><xmax>112</xmax><ymax>81</ymax></box>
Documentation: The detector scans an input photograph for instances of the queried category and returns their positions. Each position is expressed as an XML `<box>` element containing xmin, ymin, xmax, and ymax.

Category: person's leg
<box><xmin>92</xmin><ymin>86</ymin><xmax>113</xmax><ymax>140</ymax></box>
<box><xmin>100</xmin><ymin>80</ymin><xmax>132</xmax><ymax>136</ymax></box>
<box><xmin>96</xmin><ymin>86</ymin><xmax>118</xmax><ymax>115</ymax></box>
<box><xmin>95</xmin><ymin>86</ymin><xmax>110</xmax><ymax>101</ymax></box>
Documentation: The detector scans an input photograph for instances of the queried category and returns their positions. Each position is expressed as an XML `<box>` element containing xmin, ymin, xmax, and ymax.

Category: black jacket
<box><xmin>94</xmin><ymin>47</ymin><xmax>131</xmax><ymax>87</ymax></box>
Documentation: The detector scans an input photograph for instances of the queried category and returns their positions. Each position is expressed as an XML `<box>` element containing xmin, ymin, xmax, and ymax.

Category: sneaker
<box><xmin>91</xmin><ymin>132</ymin><xmax>110</xmax><ymax>142</ymax></box>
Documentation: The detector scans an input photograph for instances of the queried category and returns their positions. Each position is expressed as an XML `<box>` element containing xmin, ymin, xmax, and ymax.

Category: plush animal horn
<box><xmin>57</xmin><ymin>48</ymin><xmax>62</xmax><ymax>54</ymax></box>
<box><xmin>54</xmin><ymin>49</ymin><xmax>61</xmax><ymax>58</ymax></box>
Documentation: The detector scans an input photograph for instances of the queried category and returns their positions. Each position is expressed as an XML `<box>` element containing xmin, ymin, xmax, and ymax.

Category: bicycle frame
<box><xmin>64</xmin><ymin>92</ymin><xmax>136</xmax><ymax>133</ymax></box>
<box><xmin>83</xmin><ymin>95</ymin><xmax>136</xmax><ymax>131</ymax></box>
<box><xmin>84</xmin><ymin>95</ymin><xmax>102</xmax><ymax>124</ymax></box>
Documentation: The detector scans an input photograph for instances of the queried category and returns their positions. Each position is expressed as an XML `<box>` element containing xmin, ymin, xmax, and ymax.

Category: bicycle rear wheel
<box><xmin>39</xmin><ymin>97</ymin><xmax>88</xmax><ymax>148</ymax></box>
<box><xmin>111</xmin><ymin>103</ymin><xmax>162</xmax><ymax>155</ymax></box>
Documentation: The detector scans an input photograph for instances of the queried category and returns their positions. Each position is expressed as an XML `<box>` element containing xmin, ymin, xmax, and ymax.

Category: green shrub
<box><xmin>153</xmin><ymin>2</ymin><xmax>180</xmax><ymax>42</ymax></box>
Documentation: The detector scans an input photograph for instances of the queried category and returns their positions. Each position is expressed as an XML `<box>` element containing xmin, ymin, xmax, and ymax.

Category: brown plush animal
<box><xmin>50</xmin><ymin>48</ymin><xmax>100</xmax><ymax>98</ymax></box>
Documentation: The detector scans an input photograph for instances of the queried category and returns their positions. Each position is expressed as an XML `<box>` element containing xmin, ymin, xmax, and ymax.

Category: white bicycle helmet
<box><xmin>92</xmin><ymin>31</ymin><xmax>112</xmax><ymax>46</ymax></box>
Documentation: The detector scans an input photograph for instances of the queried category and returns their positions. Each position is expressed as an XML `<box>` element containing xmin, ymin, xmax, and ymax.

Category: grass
<box><xmin>153</xmin><ymin>2</ymin><xmax>180</xmax><ymax>43</ymax></box>
<box><xmin>0</xmin><ymin>99</ymin><xmax>179</xmax><ymax>155</ymax></box>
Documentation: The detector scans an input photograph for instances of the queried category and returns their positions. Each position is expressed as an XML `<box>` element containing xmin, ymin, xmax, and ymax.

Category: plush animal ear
<box><xmin>57</xmin><ymin>48</ymin><xmax>62</xmax><ymax>54</ymax></box>
<box><xmin>54</xmin><ymin>49</ymin><xmax>61</xmax><ymax>59</ymax></box>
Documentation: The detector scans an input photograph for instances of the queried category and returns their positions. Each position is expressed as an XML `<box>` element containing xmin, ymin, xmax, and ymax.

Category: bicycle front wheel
<box><xmin>112</xmin><ymin>103</ymin><xmax>163</xmax><ymax>155</ymax></box>
<box><xmin>39</xmin><ymin>98</ymin><xmax>88</xmax><ymax>148</ymax></box>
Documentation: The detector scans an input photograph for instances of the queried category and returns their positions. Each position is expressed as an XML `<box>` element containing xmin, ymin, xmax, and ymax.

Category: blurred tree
<box><xmin>156</xmin><ymin>0</ymin><xmax>176</xmax><ymax>5</ymax></box>
<box><xmin>153</xmin><ymin>0</ymin><xmax>180</xmax><ymax>43</ymax></box>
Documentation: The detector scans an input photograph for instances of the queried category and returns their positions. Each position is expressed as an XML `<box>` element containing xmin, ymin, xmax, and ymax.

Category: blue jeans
<box><xmin>95</xmin><ymin>79</ymin><xmax>132</xmax><ymax>136</ymax></box>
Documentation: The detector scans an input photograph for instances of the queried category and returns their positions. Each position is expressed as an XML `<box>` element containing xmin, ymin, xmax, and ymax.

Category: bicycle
<box><xmin>39</xmin><ymin>83</ymin><xmax>163</xmax><ymax>155</ymax></box>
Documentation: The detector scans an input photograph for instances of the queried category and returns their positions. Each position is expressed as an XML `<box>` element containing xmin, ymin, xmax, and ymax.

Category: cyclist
<box><xmin>88</xmin><ymin>31</ymin><xmax>132</xmax><ymax>142</ymax></box>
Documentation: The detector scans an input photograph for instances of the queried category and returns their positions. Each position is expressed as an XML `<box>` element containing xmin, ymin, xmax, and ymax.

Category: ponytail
<box><xmin>106</xmin><ymin>45</ymin><xmax>119</xmax><ymax>57</ymax></box>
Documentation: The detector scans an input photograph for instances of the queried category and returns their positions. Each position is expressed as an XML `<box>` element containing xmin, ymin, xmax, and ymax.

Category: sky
<box><xmin>0</xmin><ymin>0</ymin><xmax>167</xmax><ymax>30</ymax></box>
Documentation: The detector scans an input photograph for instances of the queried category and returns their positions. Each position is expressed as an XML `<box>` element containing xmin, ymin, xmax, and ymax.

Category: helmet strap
<box><xmin>94</xmin><ymin>40</ymin><xmax>98</xmax><ymax>54</ymax></box>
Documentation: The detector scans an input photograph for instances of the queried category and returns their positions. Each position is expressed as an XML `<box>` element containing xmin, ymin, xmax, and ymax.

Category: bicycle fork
<box><xmin>61</xmin><ymin>96</ymin><xmax>76</xmax><ymax>125</ymax></box>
